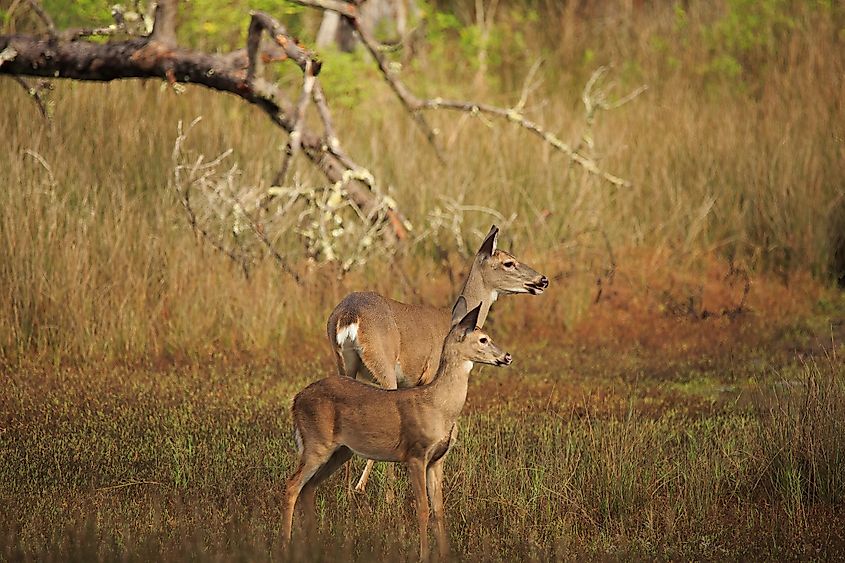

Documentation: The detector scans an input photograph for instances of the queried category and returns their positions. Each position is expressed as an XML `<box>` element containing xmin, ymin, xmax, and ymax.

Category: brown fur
<box><xmin>327</xmin><ymin>226</ymin><xmax>548</xmax><ymax>492</ymax></box>
<box><xmin>283</xmin><ymin>302</ymin><xmax>511</xmax><ymax>560</ymax></box>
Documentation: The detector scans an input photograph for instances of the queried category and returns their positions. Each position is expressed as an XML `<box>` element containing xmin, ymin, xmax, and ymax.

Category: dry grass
<box><xmin>3</xmin><ymin>331</ymin><xmax>844</xmax><ymax>561</ymax></box>
<box><xmin>1</xmin><ymin>1</ymin><xmax>845</xmax><ymax>559</ymax></box>
<box><xmin>2</xmin><ymin>3</ymin><xmax>843</xmax><ymax>367</ymax></box>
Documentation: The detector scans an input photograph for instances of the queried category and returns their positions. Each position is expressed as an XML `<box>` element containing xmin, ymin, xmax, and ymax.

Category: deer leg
<box><xmin>337</xmin><ymin>342</ymin><xmax>362</xmax><ymax>378</ymax></box>
<box><xmin>298</xmin><ymin>447</ymin><xmax>353</xmax><ymax>535</ymax></box>
<box><xmin>281</xmin><ymin>447</ymin><xmax>334</xmax><ymax>549</ymax></box>
<box><xmin>426</xmin><ymin>459</ymin><xmax>449</xmax><ymax>559</ymax></box>
<box><xmin>407</xmin><ymin>458</ymin><xmax>430</xmax><ymax>562</ymax></box>
<box><xmin>281</xmin><ymin>460</ymin><xmax>307</xmax><ymax>549</ymax></box>
<box><xmin>355</xmin><ymin>459</ymin><xmax>377</xmax><ymax>492</ymax></box>
<box><xmin>354</xmin><ymin>345</ymin><xmax>399</xmax><ymax>494</ymax></box>
<box><xmin>353</xmin><ymin>459</ymin><xmax>398</xmax><ymax>501</ymax></box>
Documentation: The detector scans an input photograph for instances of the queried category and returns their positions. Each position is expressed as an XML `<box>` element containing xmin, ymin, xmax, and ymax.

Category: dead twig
<box><xmin>172</xmin><ymin>119</ymin><xmax>254</xmax><ymax>279</ymax></box>
<box><xmin>9</xmin><ymin>75</ymin><xmax>51</xmax><ymax>122</ymax></box>
<box><xmin>422</xmin><ymin>97</ymin><xmax>633</xmax><ymax>187</ymax></box>
<box><xmin>273</xmin><ymin>59</ymin><xmax>317</xmax><ymax>187</ymax></box>
<box><xmin>227</xmin><ymin>191</ymin><xmax>304</xmax><ymax>285</ymax></box>
<box><xmin>576</xmin><ymin>66</ymin><xmax>648</xmax><ymax>158</ymax></box>
<box><xmin>351</xmin><ymin>12</ymin><xmax>444</xmax><ymax>162</ymax></box>
<box><xmin>312</xmin><ymin>82</ymin><xmax>341</xmax><ymax>153</ymax></box>
<box><xmin>96</xmin><ymin>479</ymin><xmax>163</xmax><ymax>492</ymax></box>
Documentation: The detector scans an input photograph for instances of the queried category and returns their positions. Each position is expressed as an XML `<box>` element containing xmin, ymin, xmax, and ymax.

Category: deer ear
<box><xmin>458</xmin><ymin>303</ymin><xmax>482</xmax><ymax>334</ymax></box>
<box><xmin>477</xmin><ymin>225</ymin><xmax>499</xmax><ymax>258</ymax></box>
<box><xmin>450</xmin><ymin>296</ymin><xmax>468</xmax><ymax>327</ymax></box>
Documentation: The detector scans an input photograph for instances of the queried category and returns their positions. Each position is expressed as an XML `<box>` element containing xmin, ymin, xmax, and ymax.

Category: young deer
<box><xmin>327</xmin><ymin>225</ymin><xmax>547</xmax><ymax>491</ymax></box>
<box><xmin>282</xmin><ymin>299</ymin><xmax>510</xmax><ymax>560</ymax></box>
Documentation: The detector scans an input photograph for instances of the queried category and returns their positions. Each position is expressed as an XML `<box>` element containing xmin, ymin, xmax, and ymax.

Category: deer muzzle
<box><xmin>525</xmin><ymin>275</ymin><xmax>549</xmax><ymax>295</ymax></box>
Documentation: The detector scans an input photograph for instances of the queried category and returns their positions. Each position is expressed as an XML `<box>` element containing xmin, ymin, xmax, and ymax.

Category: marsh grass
<box><xmin>2</xmin><ymin>1</ymin><xmax>845</xmax><ymax>559</ymax></box>
<box><xmin>3</xmin><ymin>352</ymin><xmax>844</xmax><ymax>560</ymax></box>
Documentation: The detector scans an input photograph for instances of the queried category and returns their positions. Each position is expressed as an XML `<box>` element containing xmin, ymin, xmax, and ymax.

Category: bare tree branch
<box><xmin>289</xmin><ymin>0</ymin><xmax>444</xmax><ymax>160</ymax></box>
<box><xmin>246</xmin><ymin>11</ymin><xmax>321</xmax><ymax>82</ymax></box>
<box><xmin>225</xmin><ymin>188</ymin><xmax>304</xmax><ymax>284</ymax></box>
<box><xmin>576</xmin><ymin>65</ymin><xmax>648</xmax><ymax>157</ymax></box>
<box><xmin>244</xmin><ymin>11</ymin><xmax>322</xmax><ymax>188</ymax></box>
<box><xmin>351</xmin><ymin>18</ymin><xmax>444</xmax><ymax>161</ymax></box>
<box><xmin>9</xmin><ymin>75</ymin><xmax>50</xmax><ymax>121</ymax></box>
<box><xmin>0</xmin><ymin>6</ymin><xmax>409</xmax><ymax>241</ymax></box>
<box><xmin>312</xmin><ymin>82</ymin><xmax>341</xmax><ymax>153</ymax></box>
<box><xmin>421</xmin><ymin>97</ymin><xmax>634</xmax><ymax>187</ymax></box>
<box><xmin>514</xmin><ymin>58</ymin><xmax>543</xmax><ymax>113</ymax></box>
<box><xmin>172</xmin><ymin>119</ymin><xmax>304</xmax><ymax>285</ymax></box>
<box><xmin>24</xmin><ymin>0</ymin><xmax>55</xmax><ymax>35</ymax></box>
<box><xmin>180</xmin><ymin>179</ymin><xmax>254</xmax><ymax>280</ymax></box>
<box><xmin>290</xmin><ymin>0</ymin><xmax>639</xmax><ymax>188</ymax></box>
<box><xmin>274</xmin><ymin>59</ymin><xmax>317</xmax><ymax>186</ymax></box>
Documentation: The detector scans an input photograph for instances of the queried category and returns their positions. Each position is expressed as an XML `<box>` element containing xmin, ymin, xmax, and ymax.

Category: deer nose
<box><xmin>539</xmin><ymin>276</ymin><xmax>549</xmax><ymax>288</ymax></box>
<box><xmin>503</xmin><ymin>353</ymin><xmax>512</xmax><ymax>365</ymax></box>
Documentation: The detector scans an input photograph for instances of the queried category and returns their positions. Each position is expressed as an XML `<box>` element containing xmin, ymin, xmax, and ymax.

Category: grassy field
<box><xmin>3</xmin><ymin>296</ymin><xmax>845</xmax><ymax>560</ymax></box>
<box><xmin>2</xmin><ymin>0</ymin><xmax>845</xmax><ymax>560</ymax></box>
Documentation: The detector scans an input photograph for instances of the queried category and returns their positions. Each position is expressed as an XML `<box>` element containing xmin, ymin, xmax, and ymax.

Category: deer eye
<box><xmin>479</xmin><ymin>337</ymin><xmax>488</xmax><ymax>344</ymax></box>
<box><xmin>503</xmin><ymin>261</ymin><xmax>515</xmax><ymax>268</ymax></box>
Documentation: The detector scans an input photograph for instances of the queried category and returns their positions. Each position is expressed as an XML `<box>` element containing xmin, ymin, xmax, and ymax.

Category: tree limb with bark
<box><xmin>1</xmin><ymin>0</ymin><xmax>642</xmax><ymax>278</ymax></box>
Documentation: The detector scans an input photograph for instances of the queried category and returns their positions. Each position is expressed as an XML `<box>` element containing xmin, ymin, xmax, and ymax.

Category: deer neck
<box><xmin>459</xmin><ymin>260</ymin><xmax>496</xmax><ymax>328</ymax></box>
<box><xmin>428</xmin><ymin>344</ymin><xmax>473</xmax><ymax>421</ymax></box>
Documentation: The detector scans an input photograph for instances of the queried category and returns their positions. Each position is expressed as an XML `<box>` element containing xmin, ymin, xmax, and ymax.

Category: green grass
<box><xmin>3</xmin><ymin>328</ymin><xmax>844</xmax><ymax>560</ymax></box>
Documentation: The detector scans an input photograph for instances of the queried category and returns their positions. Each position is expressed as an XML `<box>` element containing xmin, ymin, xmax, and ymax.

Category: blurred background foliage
<box><xmin>5</xmin><ymin>1</ymin><xmax>840</xmax><ymax>82</ymax></box>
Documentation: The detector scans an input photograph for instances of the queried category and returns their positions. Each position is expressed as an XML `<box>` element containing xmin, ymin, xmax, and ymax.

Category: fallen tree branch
<box><xmin>273</xmin><ymin>59</ymin><xmax>316</xmax><ymax>186</ymax></box>
<box><xmin>244</xmin><ymin>10</ymin><xmax>321</xmax><ymax>187</ymax></box>
<box><xmin>290</xmin><ymin>0</ymin><xmax>444</xmax><ymax>160</ymax></box>
<box><xmin>246</xmin><ymin>11</ymin><xmax>320</xmax><ymax>81</ymax></box>
<box><xmin>0</xmin><ymin>4</ymin><xmax>409</xmax><ymax>242</ymax></box>
<box><xmin>24</xmin><ymin>0</ymin><xmax>55</xmax><ymax>35</ymax></box>
<box><xmin>420</xmin><ymin>97</ymin><xmax>633</xmax><ymax>187</ymax></box>
<box><xmin>290</xmin><ymin>0</ymin><xmax>639</xmax><ymax>187</ymax></box>
<box><xmin>9</xmin><ymin>75</ymin><xmax>50</xmax><ymax>121</ymax></box>
<box><xmin>150</xmin><ymin>0</ymin><xmax>177</xmax><ymax>46</ymax></box>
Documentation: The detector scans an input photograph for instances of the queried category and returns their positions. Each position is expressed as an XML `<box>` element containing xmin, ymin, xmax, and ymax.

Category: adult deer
<box><xmin>326</xmin><ymin>225</ymin><xmax>548</xmax><ymax>492</ymax></box>
<box><xmin>282</xmin><ymin>299</ymin><xmax>511</xmax><ymax>560</ymax></box>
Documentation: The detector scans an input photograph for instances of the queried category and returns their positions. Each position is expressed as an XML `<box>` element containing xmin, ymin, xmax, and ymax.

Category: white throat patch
<box><xmin>463</xmin><ymin>360</ymin><xmax>474</xmax><ymax>374</ymax></box>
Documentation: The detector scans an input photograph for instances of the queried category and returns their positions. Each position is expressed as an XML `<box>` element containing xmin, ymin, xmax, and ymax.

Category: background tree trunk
<box><xmin>315</xmin><ymin>0</ymin><xmax>417</xmax><ymax>52</ymax></box>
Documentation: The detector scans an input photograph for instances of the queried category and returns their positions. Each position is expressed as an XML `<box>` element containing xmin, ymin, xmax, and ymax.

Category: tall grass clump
<box><xmin>756</xmin><ymin>354</ymin><xmax>845</xmax><ymax>521</ymax></box>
